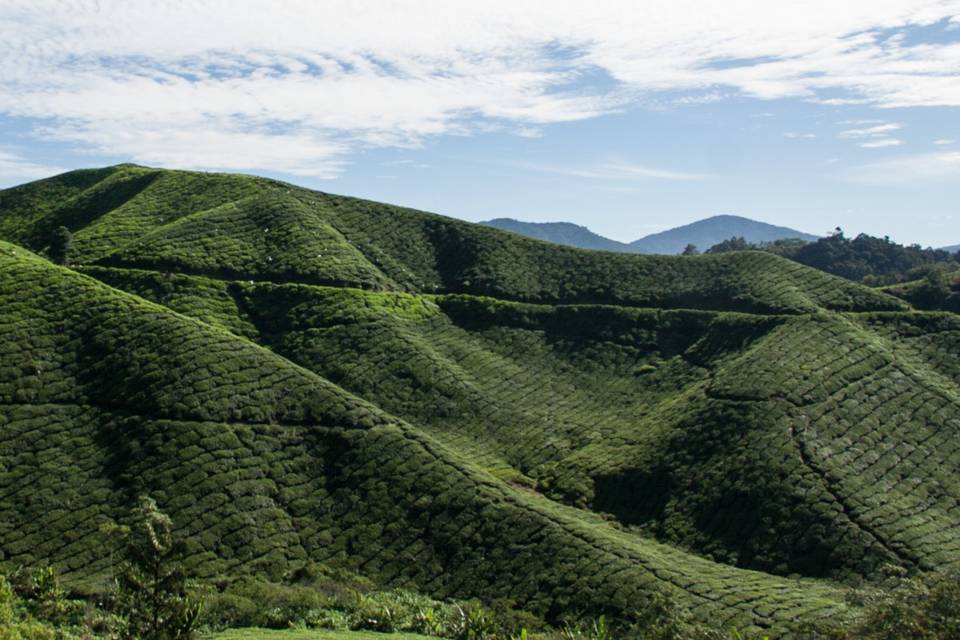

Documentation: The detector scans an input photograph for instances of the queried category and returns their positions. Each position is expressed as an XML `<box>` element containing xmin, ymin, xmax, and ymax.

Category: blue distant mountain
<box><xmin>482</xmin><ymin>214</ymin><xmax>818</xmax><ymax>254</ymax></box>
<box><xmin>627</xmin><ymin>215</ymin><xmax>819</xmax><ymax>254</ymax></box>
<box><xmin>481</xmin><ymin>218</ymin><xmax>630</xmax><ymax>252</ymax></box>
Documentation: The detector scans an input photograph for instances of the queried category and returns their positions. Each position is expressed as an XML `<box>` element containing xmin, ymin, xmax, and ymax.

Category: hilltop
<box><xmin>1</xmin><ymin>165</ymin><xmax>959</xmax><ymax>636</ymax></box>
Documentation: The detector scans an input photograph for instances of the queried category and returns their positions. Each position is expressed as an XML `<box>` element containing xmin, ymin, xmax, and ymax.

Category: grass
<box><xmin>1</xmin><ymin>165</ymin><xmax>958</xmax><ymax>636</ymax></box>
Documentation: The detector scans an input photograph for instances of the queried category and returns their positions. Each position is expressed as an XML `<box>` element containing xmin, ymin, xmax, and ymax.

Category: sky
<box><xmin>1</xmin><ymin>1</ymin><xmax>959</xmax><ymax>247</ymax></box>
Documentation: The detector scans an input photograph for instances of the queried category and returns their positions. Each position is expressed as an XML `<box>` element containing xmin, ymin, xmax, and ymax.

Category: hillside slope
<box><xmin>0</xmin><ymin>242</ymin><xmax>848</xmax><ymax>632</ymax></box>
<box><xmin>2</xmin><ymin>165</ymin><xmax>959</xmax><ymax>635</ymax></box>
<box><xmin>0</xmin><ymin>165</ymin><xmax>901</xmax><ymax>314</ymax></box>
<box><xmin>629</xmin><ymin>215</ymin><xmax>818</xmax><ymax>254</ymax></box>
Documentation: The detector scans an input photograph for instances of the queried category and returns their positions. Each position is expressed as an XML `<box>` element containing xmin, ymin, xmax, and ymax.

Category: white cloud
<box><xmin>934</xmin><ymin>138</ymin><xmax>956</xmax><ymax>145</ymax></box>
<box><xmin>784</xmin><ymin>132</ymin><xmax>817</xmax><ymax>139</ymax></box>
<box><xmin>1</xmin><ymin>1</ymin><xmax>960</xmax><ymax>175</ymax></box>
<box><xmin>0</xmin><ymin>149</ymin><xmax>67</xmax><ymax>184</ymax></box>
<box><xmin>844</xmin><ymin>151</ymin><xmax>960</xmax><ymax>184</ymax></box>
<box><xmin>859</xmin><ymin>138</ymin><xmax>903</xmax><ymax>148</ymax></box>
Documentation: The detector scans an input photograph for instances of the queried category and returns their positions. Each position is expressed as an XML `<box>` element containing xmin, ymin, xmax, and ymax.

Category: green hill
<box><xmin>2</xmin><ymin>165</ymin><xmax>959</xmax><ymax>635</ymax></box>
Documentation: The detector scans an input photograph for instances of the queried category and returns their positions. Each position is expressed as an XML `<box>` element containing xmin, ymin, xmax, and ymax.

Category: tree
<box><xmin>705</xmin><ymin>237</ymin><xmax>750</xmax><ymax>254</ymax></box>
<box><xmin>911</xmin><ymin>269</ymin><xmax>951</xmax><ymax>310</ymax></box>
<box><xmin>49</xmin><ymin>226</ymin><xmax>73</xmax><ymax>265</ymax></box>
<box><xmin>113</xmin><ymin>496</ymin><xmax>202</xmax><ymax>640</ymax></box>
<box><xmin>681</xmin><ymin>244</ymin><xmax>699</xmax><ymax>256</ymax></box>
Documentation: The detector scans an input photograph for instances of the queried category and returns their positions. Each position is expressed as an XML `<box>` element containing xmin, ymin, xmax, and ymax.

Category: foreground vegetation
<box><xmin>5</xmin><ymin>562</ymin><xmax>960</xmax><ymax>639</ymax></box>
<box><xmin>2</xmin><ymin>165</ymin><xmax>960</xmax><ymax>637</ymax></box>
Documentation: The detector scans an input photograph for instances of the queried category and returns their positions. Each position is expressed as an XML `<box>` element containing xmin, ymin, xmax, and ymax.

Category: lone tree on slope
<box><xmin>49</xmin><ymin>226</ymin><xmax>73</xmax><ymax>265</ymax></box>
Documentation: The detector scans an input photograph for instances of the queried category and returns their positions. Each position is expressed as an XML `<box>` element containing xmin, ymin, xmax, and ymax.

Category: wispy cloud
<box><xmin>934</xmin><ymin>138</ymin><xmax>956</xmax><ymax>145</ymax></box>
<box><xmin>784</xmin><ymin>132</ymin><xmax>817</xmax><ymax>139</ymax></box>
<box><xmin>844</xmin><ymin>151</ymin><xmax>960</xmax><ymax>184</ymax></box>
<box><xmin>1</xmin><ymin>1</ymin><xmax>960</xmax><ymax>176</ymax></box>
<box><xmin>519</xmin><ymin>159</ymin><xmax>710</xmax><ymax>181</ymax></box>
<box><xmin>0</xmin><ymin>149</ymin><xmax>67</xmax><ymax>184</ymax></box>
<box><xmin>836</xmin><ymin>119</ymin><xmax>886</xmax><ymax>125</ymax></box>
<box><xmin>838</xmin><ymin>123</ymin><xmax>902</xmax><ymax>138</ymax></box>
<box><xmin>860</xmin><ymin>138</ymin><xmax>903</xmax><ymax>148</ymax></box>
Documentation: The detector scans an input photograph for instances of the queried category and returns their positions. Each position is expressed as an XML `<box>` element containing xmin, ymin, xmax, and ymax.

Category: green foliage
<box><xmin>0</xmin><ymin>575</ymin><xmax>13</xmax><ymax>624</ymax></box>
<box><xmin>48</xmin><ymin>226</ymin><xmax>73</xmax><ymax>265</ymax></box>
<box><xmin>707</xmin><ymin>231</ymin><xmax>958</xmax><ymax>285</ymax></box>
<box><xmin>0</xmin><ymin>569</ymin><xmax>92</xmax><ymax>639</ymax></box>
<box><xmin>705</xmin><ymin>237</ymin><xmax>751</xmax><ymax>254</ymax></box>
<box><xmin>0</xmin><ymin>621</ymin><xmax>57</xmax><ymax>640</ymax></box>
<box><xmin>844</xmin><ymin>568</ymin><xmax>960</xmax><ymax>639</ymax></box>
<box><xmin>446</xmin><ymin>604</ymin><xmax>497</xmax><ymax>640</ymax></box>
<box><xmin>113</xmin><ymin>496</ymin><xmax>202</xmax><ymax>640</ymax></box>
<box><xmin>883</xmin><ymin>266</ymin><xmax>960</xmax><ymax>312</ymax></box>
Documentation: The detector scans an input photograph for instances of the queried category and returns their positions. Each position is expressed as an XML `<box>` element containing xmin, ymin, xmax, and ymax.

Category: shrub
<box><xmin>0</xmin><ymin>575</ymin><xmax>13</xmax><ymax>624</ymax></box>
<box><xmin>848</xmin><ymin>568</ymin><xmax>960</xmax><ymax>639</ymax></box>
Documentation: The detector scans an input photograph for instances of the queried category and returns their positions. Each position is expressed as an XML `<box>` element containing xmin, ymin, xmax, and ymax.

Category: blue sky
<box><xmin>1</xmin><ymin>1</ymin><xmax>959</xmax><ymax>246</ymax></box>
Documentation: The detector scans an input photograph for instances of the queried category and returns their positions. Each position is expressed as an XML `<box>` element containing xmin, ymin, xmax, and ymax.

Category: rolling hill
<box><xmin>942</xmin><ymin>244</ymin><xmax>960</xmax><ymax>253</ymax></box>
<box><xmin>1</xmin><ymin>164</ymin><xmax>959</xmax><ymax>636</ymax></box>
<box><xmin>480</xmin><ymin>214</ymin><xmax>816</xmax><ymax>254</ymax></box>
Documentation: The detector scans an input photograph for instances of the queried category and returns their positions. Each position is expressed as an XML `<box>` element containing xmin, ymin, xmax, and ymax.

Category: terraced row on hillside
<box><xmin>0</xmin><ymin>165</ymin><xmax>904</xmax><ymax>314</ymax></box>
<box><xmin>80</xmin><ymin>264</ymin><xmax>960</xmax><ymax>584</ymax></box>
<box><xmin>0</xmin><ymin>242</ymin><xmax>846</xmax><ymax>633</ymax></box>
<box><xmin>1</xmin><ymin>166</ymin><xmax>958</xmax><ymax>635</ymax></box>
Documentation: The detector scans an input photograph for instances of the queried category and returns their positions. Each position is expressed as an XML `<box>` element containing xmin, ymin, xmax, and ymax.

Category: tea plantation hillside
<box><xmin>0</xmin><ymin>241</ymin><xmax>848</xmax><ymax>633</ymax></box>
<box><xmin>1</xmin><ymin>165</ymin><xmax>959</xmax><ymax>636</ymax></box>
<box><xmin>0</xmin><ymin>165</ymin><xmax>903</xmax><ymax>314</ymax></box>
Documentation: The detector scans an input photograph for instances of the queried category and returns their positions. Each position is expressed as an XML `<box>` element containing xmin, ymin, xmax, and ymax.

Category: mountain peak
<box><xmin>480</xmin><ymin>217</ymin><xmax>629</xmax><ymax>252</ymax></box>
<box><xmin>628</xmin><ymin>215</ymin><xmax>818</xmax><ymax>254</ymax></box>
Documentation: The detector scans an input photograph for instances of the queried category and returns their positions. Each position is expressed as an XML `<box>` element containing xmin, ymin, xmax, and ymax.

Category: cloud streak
<box><xmin>838</xmin><ymin>123</ymin><xmax>902</xmax><ymax>138</ymax></box>
<box><xmin>859</xmin><ymin>138</ymin><xmax>903</xmax><ymax>148</ymax></box>
<box><xmin>1</xmin><ymin>1</ymin><xmax>960</xmax><ymax>176</ymax></box>
<box><xmin>519</xmin><ymin>159</ymin><xmax>710</xmax><ymax>182</ymax></box>
<box><xmin>844</xmin><ymin>151</ymin><xmax>960</xmax><ymax>184</ymax></box>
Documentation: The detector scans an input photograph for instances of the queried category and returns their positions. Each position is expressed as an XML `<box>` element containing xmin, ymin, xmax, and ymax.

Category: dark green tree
<box><xmin>113</xmin><ymin>496</ymin><xmax>202</xmax><ymax>640</ymax></box>
<box><xmin>49</xmin><ymin>226</ymin><xmax>73</xmax><ymax>265</ymax></box>
<box><xmin>911</xmin><ymin>269</ymin><xmax>952</xmax><ymax>309</ymax></box>
<box><xmin>681</xmin><ymin>244</ymin><xmax>699</xmax><ymax>256</ymax></box>
<box><xmin>705</xmin><ymin>236</ymin><xmax>751</xmax><ymax>254</ymax></box>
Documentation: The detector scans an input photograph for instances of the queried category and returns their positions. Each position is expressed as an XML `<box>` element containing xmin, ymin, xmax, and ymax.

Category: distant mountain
<box><xmin>629</xmin><ymin>214</ymin><xmax>819</xmax><ymax>254</ymax></box>
<box><xmin>482</xmin><ymin>214</ymin><xmax>817</xmax><ymax>255</ymax></box>
<box><xmin>480</xmin><ymin>218</ymin><xmax>629</xmax><ymax>252</ymax></box>
<box><xmin>941</xmin><ymin>244</ymin><xmax>960</xmax><ymax>253</ymax></box>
